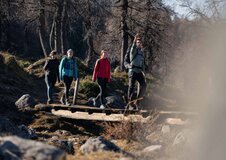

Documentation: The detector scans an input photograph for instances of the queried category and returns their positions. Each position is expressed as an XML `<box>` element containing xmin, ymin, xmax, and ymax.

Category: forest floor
<box><xmin>0</xmin><ymin>52</ymin><xmax>194</xmax><ymax>160</ymax></box>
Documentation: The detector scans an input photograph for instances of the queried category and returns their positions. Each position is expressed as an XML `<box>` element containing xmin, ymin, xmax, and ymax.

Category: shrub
<box><xmin>79</xmin><ymin>76</ymin><xmax>99</xmax><ymax>98</ymax></box>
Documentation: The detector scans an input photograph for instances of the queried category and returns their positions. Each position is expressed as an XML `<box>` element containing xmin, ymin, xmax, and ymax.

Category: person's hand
<box><xmin>128</xmin><ymin>64</ymin><xmax>133</xmax><ymax>69</ymax></box>
<box><xmin>134</xmin><ymin>33</ymin><xmax>141</xmax><ymax>42</ymax></box>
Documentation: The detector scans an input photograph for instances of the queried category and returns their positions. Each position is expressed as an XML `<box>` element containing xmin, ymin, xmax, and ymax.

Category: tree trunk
<box><xmin>120</xmin><ymin>0</ymin><xmax>128</xmax><ymax>71</ymax></box>
<box><xmin>49</xmin><ymin>14</ymin><xmax>56</xmax><ymax>51</ymax></box>
<box><xmin>55</xmin><ymin>0</ymin><xmax>64</xmax><ymax>54</ymax></box>
<box><xmin>85</xmin><ymin>0</ymin><xmax>94</xmax><ymax>67</ymax></box>
<box><xmin>61</xmin><ymin>0</ymin><xmax>67</xmax><ymax>54</ymax></box>
<box><xmin>39</xmin><ymin>0</ymin><xmax>48</xmax><ymax>57</ymax></box>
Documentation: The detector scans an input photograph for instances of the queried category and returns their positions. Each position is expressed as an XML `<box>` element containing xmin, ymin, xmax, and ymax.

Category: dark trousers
<box><xmin>95</xmin><ymin>77</ymin><xmax>108</xmax><ymax>105</ymax></box>
<box><xmin>62</xmin><ymin>75</ymin><xmax>73</xmax><ymax>101</ymax></box>
<box><xmin>128</xmin><ymin>72</ymin><xmax>146</xmax><ymax>101</ymax></box>
<box><xmin>45</xmin><ymin>75</ymin><xmax>57</xmax><ymax>101</ymax></box>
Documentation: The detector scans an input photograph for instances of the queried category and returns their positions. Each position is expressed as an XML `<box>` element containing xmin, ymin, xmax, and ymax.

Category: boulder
<box><xmin>80</xmin><ymin>136</ymin><xmax>121</xmax><ymax>154</ymax></box>
<box><xmin>105</xmin><ymin>95</ymin><xmax>125</xmax><ymax>109</ymax></box>
<box><xmin>0</xmin><ymin>136</ymin><xmax>66</xmax><ymax>160</ymax></box>
<box><xmin>0</xmin><ymin>117</ymin><xmax>18</xmax><ymax>136</ymax></box>
<box><xmin>142</xmin><ymin>145</ymin><xmax>162</xmax><ymax>153</ymax></box>
<box><xmin>15</xmin><ymin>94</ymin><xmax>36</xmax><ymax>109</ymax></box>
<box><xmin>48</xmin><ymin>136</ymin><xmax>75</xmax><ymax>154</ymax></box>
<box><xmin>0</xmin><ymin>117</ymin><xmax>37</xmax><ymax>139</ymax></box>
<box><xmin>18</xmin><ymin>125</ymin><xmax>37</xmax><ymax>139</ymax></box>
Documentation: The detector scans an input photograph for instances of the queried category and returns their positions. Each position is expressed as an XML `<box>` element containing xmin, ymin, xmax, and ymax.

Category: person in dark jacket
<box><xmin>43</xmin><ymin>50</ymin><xmax>60</xmax><ymax>104</ymax></box>
<box><xmin>59</xmin><ymin>49</ymin><xmax>78</xmax><ymax>106</ymax></box>
<box><xmin>124</xmin><ymin>34</ymin><xmax>146</xmax><ymax>109</ymax></box>
<box><xmin>92</xmin><ymin>50</ymin><xmax>111</xmax><ymax>109</ymax></box>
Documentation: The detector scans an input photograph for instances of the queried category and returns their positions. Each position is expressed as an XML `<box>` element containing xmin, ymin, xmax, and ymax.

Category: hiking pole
<box><xmin>73</xmin><ymin>78</ymin><xmax>79</xmax><ymax>105</ymax></box>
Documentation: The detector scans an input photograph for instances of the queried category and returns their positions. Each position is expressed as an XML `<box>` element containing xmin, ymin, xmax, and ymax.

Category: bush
<box><xmin>79</xmin><ymin>76</ymin><xmax>99</xmax><ymax>98</ymax></box>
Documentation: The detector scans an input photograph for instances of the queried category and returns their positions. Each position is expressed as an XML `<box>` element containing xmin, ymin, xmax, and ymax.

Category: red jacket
<box><xmin>92</xmin><ymin>58</ymin><xmax>111</xmax><ymax>82</ymax></box>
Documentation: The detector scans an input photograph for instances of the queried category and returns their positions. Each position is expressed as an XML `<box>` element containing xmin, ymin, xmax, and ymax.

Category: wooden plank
<box><xmin>73</xmin><ymin>78</ymin><xmax>79</xmax><ymax>105</ymax></box>
<box><xmin>51</xmin><ymin>110</ymin><xmax>150</xmax><ymax>123</ymax></box>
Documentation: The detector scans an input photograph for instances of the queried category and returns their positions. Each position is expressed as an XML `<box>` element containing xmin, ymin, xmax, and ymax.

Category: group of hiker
<box><xmin>43</xmin><ymin>34</ymin><xmax>146</xmax><ymax>109</ymax></box>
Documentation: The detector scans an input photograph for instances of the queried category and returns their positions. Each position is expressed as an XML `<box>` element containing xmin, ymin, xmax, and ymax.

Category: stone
<box><xmin>0</xmin><ymin>117</ymin><xmax>18</xmax><ymax>136</ymax></box>
<box><xmin>166</xmin><ymin>118</ymin><xmax>188</xmax><ymax>125</ymax></box>
<box><xmin>18</xmin><ymin>125</ymin><xmax>37</xmax><ymax>139</ymax></box>
<box><xmin>0</xmin><ymin>117</ymin><xmax>37</xmax><ymax>139</ymax></box>
<box><xmin>105</xmin><ymin>95</ymin><xmax>125</xmax><ymax>109</ymax></box>
<box><xmin>173</xmin><ymin>129</ymin><xmax>192</xmax><ymax>146</ymax></box>
<box><xmin>142</xmin><ymin>145</ymin><xmax>162</xmax><ymax>153</ymax></box>
<box><xmin>55</xmin><ymin>130</ymin><xmax>72</xmax><ymax>137</ymax></box>
<box><xmin>48</xmin><ymin>138</ymin><xmax>75</xmax><ymax>154</ymax></box>
<box><xmin>161</xmin><ymin>125</ymin><xmax>170</xmax><ymax>134</ymax></box>
<box><xmin>0</xmin><ymin>136</ymin><xmax>66</xmax><ymax>160</ymax></box>
<box><xmin>80</xmin><ymin>136</ymin><xmax>121</xmax><ymax>154</ymax></box>
<box><xmin>15</xmin><ymin>94</ymin><xmax>36</xmax><ymax>109</ymax></box>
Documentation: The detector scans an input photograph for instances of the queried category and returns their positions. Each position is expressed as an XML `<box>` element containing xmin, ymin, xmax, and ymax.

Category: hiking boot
<box><xmin>47</xmin><ymin>99</ymin><xmax>53</xmax><ymax>105</ymax></box>
<box><xmin>65</xmin><ymin>100</ymin><xmax>71</xmax><ymax>106</ymax></box>
<box><xmin>60</xmin><ymin>97</ymin><xmax>65</xmax><ymax>105</ymax></box>
<box><xmin>92</xmin><ymin>98</ymin><xmax>97</xmax><ymax>107</ymax></box>
<box><xmin>100</xmin><ymin>105</ymin><xmax>105</xmax><ymax>109</ymax></box>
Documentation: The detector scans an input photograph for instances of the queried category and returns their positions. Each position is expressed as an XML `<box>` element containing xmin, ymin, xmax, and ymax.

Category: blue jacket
<box><xmin>59</xmin><ymin>57</ymin><xmax>78</xmax><ymax>80</ymax></box>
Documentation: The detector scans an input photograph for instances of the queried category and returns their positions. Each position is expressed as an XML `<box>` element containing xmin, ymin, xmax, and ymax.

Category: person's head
<box><xmin>67</xmin><ymin>49</ymin><xmax>74</xmax><ymax>58</ymax></box>
<box><xmin>136</xmin><ymin>38</ymin><xmax>142</xmax><ymax>49</ymax></box>
<box><xmin>49</xmin><ymin>50</ymin><xmax>57</xmax><ymax>59</ymax></box>
<box><xmin>100</xmin><ymin>50</ymin><xmax>108</xmax><ymax>59</ymax></box>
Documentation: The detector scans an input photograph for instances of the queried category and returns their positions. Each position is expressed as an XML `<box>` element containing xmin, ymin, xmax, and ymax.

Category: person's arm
<box><xmin>124</xmin><ymin>47</ymin><xmax>131</xmax><ymax>69</ymax></box>
<box><xmin>56</xmin><ymin>60</ymin><xmax>60</xmax><ymax>82</ymax></box>
<box><xmin>59</xmin><ymin>57</ymin><xmax>65</xmax><ymax>81</ymax></box>
<box><xmin>92</xmin><ymin>60</ymin><xmax>99</xmax><ymax>82</ymax></box>
<box><xmin>107</xmin><ymin>60</ymin><xmax>111</xmax><ymax>82</ymax></box>
<box><xmin>43</xmin><ymin>59</ymin><xmax>50</xmax><ymax>71</ymax></box>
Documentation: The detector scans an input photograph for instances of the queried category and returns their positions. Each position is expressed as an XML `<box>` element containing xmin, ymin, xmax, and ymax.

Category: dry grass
<box><xmin>102</xmin><ymin>111</ymin><xmax>159</xmax><ymax>142</ymax></box>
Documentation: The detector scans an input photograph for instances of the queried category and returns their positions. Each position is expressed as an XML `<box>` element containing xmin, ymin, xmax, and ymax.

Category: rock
<box><xmin>173</xmin><ymin>129</ymin><xmax>192</xmax><ymax>146</ymax></box>
<box><xmin>55</xmin><ymin>130</ymin><xmax>72</xmax><ymax>137</ymax></box>
<box><xmin>80</xmin><ymin>136</ymin><xmax>121</xmax><ymax>154</ymax></box>
<box><xmin>142</xmin><ymin>145</ymin><xmax>162</xmax><ymax>153</ymax></box>
<box><xmin>105</xmin><ymin>95</ymin><xmax>125</xmax><ymax>109</ymax></box>
<box><xmin>0</xmin><ymin>117</ymin><xmax>18</xmax><ymax>136</ymax></box>
<box><xmin>0</xmin><ymin>136</ymin><xmax>66</xmax><ymax>160</ymax></box>
<box><xmin>15</xmin><ymin>94</ymin><xmax>36</xmax><ymax>109</ymax></box>
<box><xmin>0</xmin><ymin>117</ymin><xmax>37</xmax><ymax>139</ymax></box>
<box><xmin>48</xmin><ymin>138</ymin><xmax>75</xmax><ymax>154</ymax></box>
<box><xmin>166</xmin><ymin>118</ymin><xmax>188</xmax><ymax>125</ymax></box>
<box><xmin>18</xmin><ymin>125</ymin><xmax>37</xmax><ymax>139</ymax></box>
<box><xmin>161</xmin><ymin>125</ymin><xmax>170</xmax><ymax>134</ymax></box>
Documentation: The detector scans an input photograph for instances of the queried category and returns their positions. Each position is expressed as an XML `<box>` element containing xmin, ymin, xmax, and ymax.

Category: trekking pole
<box><xmin>73</xmin><ymin>78</ymin><xmax>79</xmax><ymax>105</ymax></box>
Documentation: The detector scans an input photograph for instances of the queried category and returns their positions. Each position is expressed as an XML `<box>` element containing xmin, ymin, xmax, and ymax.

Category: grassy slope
<box><xmin>0</xmin><ymin>52</ymin><xmax>186</xmax><ymax>160</ymax></box>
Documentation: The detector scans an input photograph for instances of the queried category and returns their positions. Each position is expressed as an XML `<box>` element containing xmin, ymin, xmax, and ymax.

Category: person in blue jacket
<box><xmin>59</xmin><ymin>49</ymin><xmax>78</xmax><ymax>105</ymax></box>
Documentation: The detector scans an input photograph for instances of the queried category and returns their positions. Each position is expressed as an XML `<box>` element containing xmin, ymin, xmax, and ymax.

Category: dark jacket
<box><xmin>44</xmin><ymin>58</ymin><xmax>60</xmax><ymax>82</ymax></box>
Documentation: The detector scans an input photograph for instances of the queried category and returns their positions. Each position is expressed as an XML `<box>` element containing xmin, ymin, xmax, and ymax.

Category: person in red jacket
<box><xmin>92</xmin><ymin>50</ymin><xmax>111</xmax><ymax>109</ymax></box>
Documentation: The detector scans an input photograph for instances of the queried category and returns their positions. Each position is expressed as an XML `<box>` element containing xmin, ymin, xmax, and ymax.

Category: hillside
<box><xmin>0</xmin><ymin>52</ymin><xmax>191</xmax><ymax>160</ymax></box>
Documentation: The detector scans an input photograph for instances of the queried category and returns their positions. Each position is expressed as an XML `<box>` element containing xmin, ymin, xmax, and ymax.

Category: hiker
<box><xmin>43</xmin><ymin>50</ymin><xmax>60</xmax><ymax>104</ymax></box>
<box><xmin>92</xmin><ymin>50</ymin><xmax>111</xmax><ymax>109</ymax></box>
<box><xmin>124</xmin><ymin>34</ymin><xmax>146</xmax><ymax>109</ymax></box>
<box><xmin>59</xmin><ymin>49</ymin><xmax>78</xmax><ymax>106</ymax></box>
